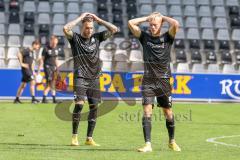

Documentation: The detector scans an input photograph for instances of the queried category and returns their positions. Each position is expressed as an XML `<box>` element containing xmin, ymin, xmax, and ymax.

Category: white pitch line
<box><xmin>206</xmin><ymin>135</ymin><xmax>240</xmax><ymax>148</ymax></box>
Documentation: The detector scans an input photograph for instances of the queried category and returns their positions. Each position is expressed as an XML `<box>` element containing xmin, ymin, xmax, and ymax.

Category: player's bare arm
<box><xmin>89</xmin><ymin>13</ymin><xmax>119</xmax><ymax>38</ymax></box>
<box><xmin>162</xmin><ymin>16</ymin><xmax>179</xmax><ymax>38</ymax></box>
<box><xmin>63</xmin><ymin>12</ymin><xmax>90</xmax><ymax>39</ymax></box>
<box><xmin>128</xmin><ymin>16</ymin><xmax>149</xmax><ymax>38</ymax></box>
<box><xmin>17</xmin><ymin>51</ymin><xmax>29</xmax><ymax>69</ymax></box>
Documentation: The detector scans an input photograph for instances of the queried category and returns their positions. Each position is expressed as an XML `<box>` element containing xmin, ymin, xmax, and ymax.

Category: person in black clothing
<box><xmin>40</xmin><ymin>35</ymin><xmax>60</xmax><ymax>103</ymax></box>
<box><xmin>63</xmin><ymin>12</ymin><xmax>118</xmax><ymax>146</ymax></box>
<box><xmin>14</xmin><ymin>40</ymin><xmax>41</xmax><ymax>104</ymax></box>
<box><xmin>128</xmin><ymin>12</ymin><xmax>181</xmax><ymax>152</ymax></box>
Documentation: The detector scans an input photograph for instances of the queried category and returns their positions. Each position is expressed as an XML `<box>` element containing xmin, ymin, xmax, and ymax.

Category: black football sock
<box><xmin>142</xmin><ymin>116</ymin><xmax>152</xmax><ymax>143</ymax></box>
<box><xmin>72</xmin><ymin>104</ymin><xmax>83</xmax><ymax>134</ymax></box>
<box><xmin>87</xmin><ymin>105</ymin><xmax>98</xmax><ymax>138</ymax></box>
<box><xmin>166</xmin><ymin>115</ymin><xmax>175</xmax><ymax>142</ymax></box>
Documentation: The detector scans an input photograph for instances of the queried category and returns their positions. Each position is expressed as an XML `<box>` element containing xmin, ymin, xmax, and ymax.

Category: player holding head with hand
<box><xmin>14</xmin><ymin>40</ymin><xmax>41</xmax><ymax>104</ymax></box>
<box><xmin>128</xmin><ymin>12</ymin><xmax>181</xmax><ymax>152</ymax></box>
<box><xmin>63</xmin><ymin>12</ymin><xmax>118</xmax><ymax>146</ymax></box>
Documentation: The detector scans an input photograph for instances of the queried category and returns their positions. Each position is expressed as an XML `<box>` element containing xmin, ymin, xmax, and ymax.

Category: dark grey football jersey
<box><xmin>139</xmin><ymin>31</ymin><xmax>174</xmax><ymax>78</ymax></box>
<box><xmin>68</xmin><ymin>31</ymin><xmax>108</xmax><ymax>79</ymax></box>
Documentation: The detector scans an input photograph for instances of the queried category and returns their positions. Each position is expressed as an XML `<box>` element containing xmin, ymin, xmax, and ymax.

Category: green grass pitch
<box><xmin>0</xmin><ymin>102</ymin><xmax>239</xmax><ymax>160</ymax></box>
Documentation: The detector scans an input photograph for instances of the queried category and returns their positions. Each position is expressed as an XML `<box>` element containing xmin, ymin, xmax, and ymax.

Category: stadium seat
<box><xmin>226</xmin><ymin>0</ymin><xmax>239</xmax><ymax>6</ymax></box>
<box><xmin>102</xmin><ymin>61</ymin><xmax>112</xmax><ymax>71</ymax></box>
<box><xmin>200</xmin><ymin>17</ymin><xmax>213</xmax><ymax>28</ymax></box>
<box><xmin>23</xmin><ymin>1</ymin><xmax>36</xmax><ymax>12</ymax></box>
<box><xmin>98</xmin><ymin>11</ymin><xmax>109</xmax><ymax>21</ymax></box>
<box><xmin>189</xmin><ymin>39</ymin><xmax>200</xmax><ymax>49</ymax></box>
<box><xmin>0</xmin><ymin>59</ymin><xmax>5</xmax><ymax>68</ymax></box>
<box><xmin>222</xmin><ymin>64</ymin><xmax>237</xmax><ymax>74</ymax></box>
<box><xmin>52</xmin><ymin>2</ymin><xmax>65</xmax><ymax>13</ymax></box>
<box><xmin>8</xmin><ymin>24</ymin><xmax>21</xmax><ymax>35</ymax></box>
<box><xmin>57</xmin><ymin>47</ymin><xmax>65</xmax><ymax>60</ymax></box>
<box><xmin>139</xmin><ymin>0</ymin><xmax>151</xmax><ymax>4</ymax></box>
<box><xmin>0</xmin><ymin>0</ymin><xmax>4</xmax><ymax>11</ymax></box>
<box><xmin>211</xmin><ymin>0</ymin><xmax>224</xmax><ymax>6</ymax></box>
<box><xmin>24</xmin><ymin>23</ymin><xmax>34</xmax><ymax>35</ymax></box>
<box><xmin>38</xmin><ymin>13</ymin><xmax>50</xmax><ymax>24</ymax></box>
<box><xmin>0</xmin><ymin>12</ymin><xmax>5</xmax><ymax>23</ymax></box>
<box><xmin>175</xmin><ymin>49</ymin><xmax>187</xmax><ymax>63</ymax></box>
<box><xmin>99</xmin><ymin>50</ymin><xmax>113</xmax><ymax>61</ymax></box>
<box><xmin>0</xmin><ymin>24</ymin><xmax>5</xmax><ymax>35</ymax></box>
<box><xmin>38</xmin><ymin>2</ymin><xmax>50</xmax><ymax>12</ymax></box>
<box><xmin>191</xmin><ymin>50</ymin><xmax>202</xmax><ymax>63</ymax></box>
<box><xmin>112</xmin><ymin>1</ymin><xmax>122</xmax><ymax>14</ymax></box>
<box><xmin>213</xmin><ymin>6</ymin><xmax>226</xmax><ymax>17</ymax></box>
<box><xmin>203</xmin><ymin>40</ymin><xmax>215</xmax><ymax>49</ymax></box>
<box><xmin>233</xmin><ymin>41</ymin><xmax>240</xmax><ymax>50</ymax></box>
<box><xmin>202</xmin><ymin>28</ymin><xmax>215</xmax><ymax>40</ymax></box>
<box><xmin>114</xmin><ymin>50</ymin><xmax>128</xmax><ymax>61</ymax></box>
<box><xmin>139</xmin><ymin>4</ymin><xmax>152</xmax><ymax>16</ymax></box>
<box><xmin>0</xmin><ymin>47</ymin><xmax>5</xmax><ymax>59</ymax></box>
<box><xmin>228</xmin><ymin>6</ymin><xmax>239</xmax><ymax>16</ymax></box>
<box><xmin>169</xmin><ymin>5</ymin><xmax>182</xmax><ymax>16</ymax></box>
<box><xmin>175</xmin><ymin>28</ymin><xmax>185</xmax><ymax>39</ymax></box>
<box><xmin>174</xmin><ymin>39</ymin><xmax>185</xmax><ymax>49</ymax></box>
<box><xmin>53</xmin><ymin>25</ymin><xmax>64</xmax><ymax>36</ymax></box>
<box><xmin>198</xmin><ymin>5</ymin><xmax>211</xmax><ymax>17</ymax></box>
<box><xmin>173</xmin><ymin>16</ymin><xmax>183</xmax><ymax>28</ymax></box>
<box><xmin>39</xmin><ymin>24</ymin><xmax>49</xmax><ymax>36</ymax></box>
<box><xmin>129</xmin><ymin>50</ymin><xmax>143</xmax><ymax>62</ymax></box>
<box><xmin>7</xmin><ymin>47</ymin><xmax>19</xmax><ymax>59</ymax></box>
<box><xmin>220</xmin><ymin>50</ymin><xmax>232</xmax><ymax>64</ymax></box>
<box><xmin>235</xmin><ymin>50</ymin><xmax>240</xmax><ymax>63</ymax></box>
<box><xmin>168</xmin><ymin>0</ymin><xmax>181</xmax><ymax>5</ymax></box>
<box><xmin>115</xmin><ymin>61</ymin><xmax>129</xmax><ymax>72</ymax></box>
<box><xmin>217</xmin><ymin>29</ymin><xmax>230</xmax><ymax>40</ymax></box>
<box><xmin>197</xmin><ymin>0</ymin><xmax>210</xmax><ymax>5</ymax></box>
<box><xmin>53</xmin><ymin>14</ymin><xmax>65</xmax><ymax>25</ymax></box>
<box><xmin>215</xmin><ymin>18</ymin><xmax>228</xmax><ymax>29</ymax></box>
<box><xmin>8</xmin><ymin>36</ymin><xmax>20</xmax><ymax>47</ymax></box>
<box><xmin>40</xmin><ymin>36</ymin><xmax>49</xmax><ymax>46</ymax></box>
<box><xmin>184</xmin><ymin>5</ymin><xmax>197</xmax><ymax>16</ymax></box>
<box><xmin>23</xmin><ymin>36</ymin><xmax>35</xmax><ymax>47</ymax></box>
<box><xmin>113</xmin><ymin>13</ymin><xmax>123</xmax><ymax>24</ymax></box>
<box><xmin>183</xmin><ymin>0</ymin><xmax>195</xmax><ymax>5</ymax></box>
<box><xmin>98</xmin><ymin>0</ymin><xmax>108</xmax><ymax>12</ymax></box>
<box><xmin>7</xmin><ymin>59</ymin><xmax>20</xmax><ymax>68</ymax></box>
<box><xmin>207</xmin><ymin>64</ymin><xmax>220</xmax><ymax>73</ymax></box>
<box><xmin>192</xmin><ymin>63</ymin><xmax>206</xmax><ymax>73</ymax></box>
<box><xmin>0</xmin><ymin>36</ymin><xmax>5</xmax><ymax>47</ymax></box>
<box><xmin>219</xmin><ymin>40</ymin><xmax>230</xmax><ymax>50</ymax></box>
<box><xmin>24</xmin><ymin>12</ymin><xmax>34</xmax><ymax>24</ymax></box>
<box><xmin>153</xmin><ymin>0</ymin><xmax>166</xmax><ymax>4</ymax></box>
<box><xmin>185</xmin><ymin>17</ymin><xmax>198</xmax><ymax>28</ymax></box>
<box><xmin>56</xmin><ymin>36</ymin><xmax>65</xmax><ymax>47</ymax></box>
<box><xmin>205</xmin><ymin>50</ymin><xmax>217</xmax><ymax>64</ymax></box>
<box><xmin>155</xmin><ymin>5</ymin><xmax>167</xmax><ymax>15</ymax></box>
<box><xmin>67</xmin><ymin>14</ymin><xmax>78</xmax><ymax>22</ymax></box>
<box><xmin>81</xmin><ymin>3</ymin><xmax>95</xmax><ymax>13</ymax></box>
<box><xmin>232</xmin><ymin>29</ymin><xmax>240</xmax><ymax>41</ymax></box>
<box><xmin>176</xmin><ymin>63</ymin><xmax>190</xmax><ymax>73</ymax></box>
<box><xmin>130</xmin><ymin>62</ymin><xmax>144</xmax><ymax>72</ymax></box>
<box><xmin>9</xmin><ymin>11</ymin><xmax>20</xmax><ymax>23</ymax></box>
<box><xmin>187</xmin><ymin>28</ymin><xmax>200</xmax><ymax>40</ymax></box>
<box><xmin>67</xmin><ymin>2</ymin><xmax>80</xmax><ymax>13</ymax></box>
<box><xmin>230</xmin><ymin>16</ymin><xmax>240</xmax><ymax>28</ymax></box>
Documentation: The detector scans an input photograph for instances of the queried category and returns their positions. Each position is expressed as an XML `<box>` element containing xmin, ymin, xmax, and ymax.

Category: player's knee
<box><xmin>163</xmin><ymin>108</ymin><xmax>173</xmax><ymax>120</ymax></box>
<box><xmin>143</xmin><ymin>105</ymin><xmax>152</xmax><ymax>117</ymax></box>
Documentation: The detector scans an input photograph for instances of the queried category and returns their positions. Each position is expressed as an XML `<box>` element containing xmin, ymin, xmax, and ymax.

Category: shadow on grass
<box><xmin>0</xmin><ymin>142</ymin><xmax>132</xmax><ymax>152</ymax></box>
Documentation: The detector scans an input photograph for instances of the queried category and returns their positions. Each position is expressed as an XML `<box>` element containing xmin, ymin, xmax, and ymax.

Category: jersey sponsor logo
<box><xmin>147</xmin><ymin>42</ymin><xmax>165</xmax><ymax>49</ymax></box>
<box><xmin>220</xmin><ymin>79</ymin><xmax>240</xmax><ymax>100</ymax></box>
